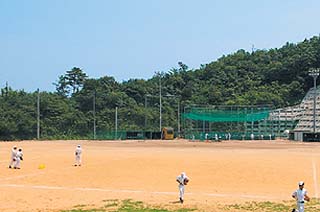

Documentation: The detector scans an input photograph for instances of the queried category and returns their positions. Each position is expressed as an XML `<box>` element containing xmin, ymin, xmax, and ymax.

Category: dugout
<box><xmin>96</xmin><ymin>131</ymin><xmax>159</xmax><ymax>140</ymax></box>
<box><xmin>292</xmin><ymin>131</ymin><xmax>320</xmax><ymax>142</ymax></box>
<box><xmin>144</xmin><ymin>131</ymin><xmax>161</xmax><ymax>139</ymax></box>
<box><xmin>123</xmin><ymin>131</ymin><xmax>161</xmax><ymax>140</ymax></box>
<box><xmin>126</xmin><ymin>131</ymin><xmax>144</xmax><ymax>139</ymax></box>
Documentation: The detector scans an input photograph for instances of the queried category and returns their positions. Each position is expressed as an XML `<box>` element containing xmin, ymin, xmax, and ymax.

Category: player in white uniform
<box><xmin>176</xmin><ymin>172</ymin><xmax>189</xmax><ymax>203</ymax></box>
<box><xmin>250</xmin><ymin>133</ymin><xmax>254</xmax><ymax>140</ymax></box>
<box><xmin>292</xmin><ymin>181</ymin><xmax>310</xmax><ymax>212</ymax></box>
<box><xmin>74</xmin><ymin>145</ymin><xmax>82</xmax><ymax>166</ymax></box>
<box><xmin>8</xmin><ymin>146</ymin><xmax>17</xmax><ymax>168</ymax></box>
<box><xmin>14</xmin><ymin>148</ymin><xmax>23</xmax><ymax>169</ymax></box>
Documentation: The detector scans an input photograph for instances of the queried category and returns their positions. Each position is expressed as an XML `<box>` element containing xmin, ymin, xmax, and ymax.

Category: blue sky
<box><xmin>1</xmin><ymin>0</ymin><xmax>320</xmax><ymax>92</ymax></box>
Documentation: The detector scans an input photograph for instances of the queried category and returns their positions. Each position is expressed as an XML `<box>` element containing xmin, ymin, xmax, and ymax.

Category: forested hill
<box><xmin>1</xmin><ymin>36</ymin><xmax>320</xmax><ymax>140</ymax></box>
<box><xmin>171</xmin><ymin>36</ymin><xmax>320</xmax><ymax>107</ymax></box>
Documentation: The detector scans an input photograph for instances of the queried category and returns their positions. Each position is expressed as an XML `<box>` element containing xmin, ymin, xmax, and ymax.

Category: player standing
<box><xmin>74</xmin><ymin>145</ymin><xmax>82</xmax><ymax>166</ymax></box>
<box><xmin>176</xmin><ymin>172</ymin><xmax>189</xmax><ymax>203</ymax></box>
<box><xmin>8</xmin><ymin>146</ymin><xmax>17</xmax><ymax>168</ymax></box>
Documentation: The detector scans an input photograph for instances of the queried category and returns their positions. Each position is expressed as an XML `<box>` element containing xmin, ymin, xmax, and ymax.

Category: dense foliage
<box><xmin>1</xmin><ymin>36</ymin><xmax>320</xmax><ymax>140</ymax></box>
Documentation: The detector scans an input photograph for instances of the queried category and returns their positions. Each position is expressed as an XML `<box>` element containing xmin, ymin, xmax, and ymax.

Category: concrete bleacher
<box><xmin>269</xmin><ymin>86</ymin><xmax>320</xmax><ymax>133</ymax></box>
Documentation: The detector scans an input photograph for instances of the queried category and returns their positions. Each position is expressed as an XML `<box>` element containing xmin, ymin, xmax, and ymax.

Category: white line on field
<box><xmin>0</xmin><ymin>164</ymin><xmax>75</xmax><ymax>182</ymax></box>
<box><xmin>0</xmin><ymin>183</ymin><xmax>279</xmax><ymax>200</ymax></box>
<box><xmin>312</xmin><ymin>159</ymin><xmax>319</xmax><ymax>198</ymax></box>
<box><xmin>0</xmin><ymin>173</ymin><xmax>41</xmax><ymax>181</ymax></box>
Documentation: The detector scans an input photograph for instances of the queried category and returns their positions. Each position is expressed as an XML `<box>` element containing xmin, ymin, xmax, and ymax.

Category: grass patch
<box><xmin>223</xmin><ymin>199</ymin><xmax>320</xmax><ymax>212</ymax></box>
<box><xmin>73</xmin><ymin>204</ymin><xmax>89</xmax><ymax>208</ymax></box>
<box><xmin>61</xmin><ymin>199</ymin><xmax>196</xmax><ymax>212</ymax></box>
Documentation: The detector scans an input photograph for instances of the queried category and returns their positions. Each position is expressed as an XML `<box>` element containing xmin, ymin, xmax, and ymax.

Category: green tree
<box><xmin>54</xmin><ymin>67</ymin><xmax>88</xmax><ymax>97</ymax></box>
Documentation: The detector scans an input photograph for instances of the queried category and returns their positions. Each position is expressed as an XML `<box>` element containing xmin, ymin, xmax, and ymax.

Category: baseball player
<box><xmin>292</xmin><ymin>181</ymin><xmax>310</xmax><ymax>212</ymax></box>
<box><xmin>14</xmin><ymin>148</ymin><xmax>23</xmax><ymax>169</ymax></box>
<box><xmin>176</xmin><ymin>172</ymin><xmax>189</xmax><ymax>203</ymax></box>
<box><xmin>74</xmin><ymin>144</ymin><xmax>82</xmax><ymax>166</ymax></box>
<box><xmin>8</xmin><ymin>146</ymin><xmax>18</xmax><ymax>168</ymax></box>
<box><xmin>250</xmin><ymin>133</ymin><xmax>254</xmax><ymax>140</ymax></box>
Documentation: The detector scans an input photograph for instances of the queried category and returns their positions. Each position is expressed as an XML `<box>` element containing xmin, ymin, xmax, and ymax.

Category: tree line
<box><xmin>1</xmin><ymin>36</ymin><xmax>320</xmax><ymax>140</ymax></box>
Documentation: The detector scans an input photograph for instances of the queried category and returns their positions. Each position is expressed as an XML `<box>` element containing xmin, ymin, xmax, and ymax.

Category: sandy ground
<box><xmin>0</xmin><ymin>139</ymin><xmax>319</xmax><ymax>211</ymax></box>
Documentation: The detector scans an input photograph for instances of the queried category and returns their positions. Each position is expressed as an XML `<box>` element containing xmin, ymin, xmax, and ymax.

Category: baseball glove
<box><xmin>184</xmin><ymin>179</ymin><xmax>189</xmax><ymax>185</ymax></box>
<box><xmin>20</xmin><ymin>157</ymin><xmax>23</xmax><ymax>161</ymax></box>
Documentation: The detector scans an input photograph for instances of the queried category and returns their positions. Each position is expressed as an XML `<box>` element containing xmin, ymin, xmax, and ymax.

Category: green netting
<box><xmin>96</xmin><ymin>131</ymin><xmax>127</xmax><ymax>140</ymax></box>
<box><xmin>185</xmin><ymin>132</ymin><xmax>276</xmax><ymax>141</ymax></box>
<box><xmin>182</xmin><ymin>108</ymin><xmax>269</xmax><ymax>122</ymax></box>
<box><xmin>95</xmin><ymin>131</ymin><xmax>162</xmax><ymax>140</ymax></box>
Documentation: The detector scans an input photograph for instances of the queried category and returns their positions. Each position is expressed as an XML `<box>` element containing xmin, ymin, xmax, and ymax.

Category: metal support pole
<box><xmin>159</xmin><ymin>76</ymin><xmax>162</xmax><ymax>133</ymax></box>
<box><xmin>313</xmin><ymin>76</ymin><xmax>317</xmax><ymax>133</ymax></box>
<box><xmin>115</xmin><ymin>107</ymin><xmax>118</xmax><ymax>140</ymax></box>
<box><xmin>145</xmin><ymin>95</ymin><xmax>147</xmax><ymax>131</ymax></box>
<box><xmin>178</xmin><ymin>100</ymin><xmax>180</xmax><ymax>137</ymax></box>
<box><xmin>37</xmin><ymin>88</ymin><xmax>40</xmax><ymax>140</ymax></box>
<box><xmin>309</xmin><ymin>68</ymin><xmax>320</xmax><ymax>133</ymax></box>
<box><xmin>93</xmin><ymin>91</ymin><xmax>96</xmax><ymax>140</ymax></box>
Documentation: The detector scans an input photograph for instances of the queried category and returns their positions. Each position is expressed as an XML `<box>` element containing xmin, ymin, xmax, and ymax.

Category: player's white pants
<box><xmin>296</xmin><ymin>202</ymin><xmax>304</xmax><ymax>212</ymax></box>
<box><xmin>75</xmin><ymin>155</ymin><xmax>81</xmax><ymax>165</ymax></box>
<box><xmin>179</xmin><ymin>184</ymin><xmax>185</xmax><ymax>200</ymax></box>
<box><xmin>14</xmin><ymin>158</ymin><xmax>21</xmax><ymax>168</ymax></box>
<box><xmin>9</xmin><ymin>157</ymin><xmax>16</xmax><ymax>167</ymax></box>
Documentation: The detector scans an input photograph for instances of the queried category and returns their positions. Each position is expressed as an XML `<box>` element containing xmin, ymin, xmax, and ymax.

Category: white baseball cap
<box><xmin>298</xmin><ymin>181</ymin><xmax>304</xmax><ymax>186</ymax></box>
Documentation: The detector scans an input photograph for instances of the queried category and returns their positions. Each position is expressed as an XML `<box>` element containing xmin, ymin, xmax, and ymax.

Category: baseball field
<box><xmin>0</xmin><ymin>139</ymin><xmax>320</xmax><ymax>212</ymax></box>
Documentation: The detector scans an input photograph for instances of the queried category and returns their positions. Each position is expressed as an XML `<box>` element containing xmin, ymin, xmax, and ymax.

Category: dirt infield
<box><xmin>0</xmin><ymin>139</ymin><xmax>319</xmax><ymax>211</ymax></box>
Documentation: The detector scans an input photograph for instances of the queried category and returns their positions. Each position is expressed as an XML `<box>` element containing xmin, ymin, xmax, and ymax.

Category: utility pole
<box><xmin>93</xmin><ymin>91</ymin><xmax>96</xmax><ymax>140</ymax></box>
<box><xmin>177</xmin><ymin>100</ymin><xmax>180</xmax><ymax>137</ymax></box>
<box><xmin>159</xmin><ymin>74</ymin><xmax>162</xmax><ymax>133</ymax></box>
<box><xmin>144</xmin><ymin>95</ymin><xmax>148</xmax><ymax>131</ymax></box>
<box><xmin>115</xmin><ymin>106</ymin><xmax>118</xmax><ymax>140</ymax></box>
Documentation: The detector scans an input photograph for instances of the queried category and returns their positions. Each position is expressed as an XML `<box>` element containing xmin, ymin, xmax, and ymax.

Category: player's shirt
<box><xmin>11</xmin><ymin>149</ymin><xmax>17</xmax><ymax>159</ymax></box>
<box><xmin>176</xmin><ymin>174</ymin><xmax>189</xmax><ymax>186</ymax></box>
<box><xmin>75</xmin><ymin>147</ymin><xmax>82</xmax><ymax>156</ymax></box>
<box><xmin>16</xmin><ymin>151</ymin><xmax>23</xmax><ymax>160</ymax></box>
<box><xmin>292</xmin><ymin>188</ymin><xmax>308</xmax><ymax>203</ymax></box>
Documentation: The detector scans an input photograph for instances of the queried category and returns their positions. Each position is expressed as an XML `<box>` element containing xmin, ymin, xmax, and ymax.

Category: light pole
<box><xmin>159</xmin><ymin>75</ymin><xmax>162</xmax><ymax>133</ymax></box>
<box><xmin>115</xmin><ymin>106</ymin><xmax>118</xmax><ymax>139</ymax></box>
<box><xmin>178</xmin><ymin>100</ymin><xmax>180</xmax><ymax>137</ymax></box>
<box><xmin>309</xmin><ymin>68</ymin><xmax>320</xmax><ymax>133</ymax></box>
<box><xmin>37</xmin><ymin>88</ymin><xmax>40</xmax><ymax>140</ymax></box>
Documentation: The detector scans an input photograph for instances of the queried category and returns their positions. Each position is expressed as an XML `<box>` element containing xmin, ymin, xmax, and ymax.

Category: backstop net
<box><xmin>182</xmin><ymin>105</ymin><xmax>280</xmax><ymax>141</ymax></box>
